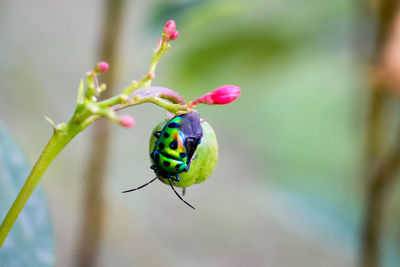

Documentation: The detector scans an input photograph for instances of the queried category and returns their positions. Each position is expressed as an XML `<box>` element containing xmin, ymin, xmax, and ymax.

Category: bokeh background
<box><xmin>1</xmin><ymin>0</ymin><xmax>400</xmax><ymax>266</ymax></box>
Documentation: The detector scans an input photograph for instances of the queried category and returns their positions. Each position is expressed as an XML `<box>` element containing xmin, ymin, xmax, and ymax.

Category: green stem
<box><xmin>113</xmin><ymin>96</ymin><xmax>188</xmax><ymax>113</ymax></box>
<box><xmin>143</xmin><ymin>42</ymin><xmax>170</xmax><ymax>87</ymax></box>
<box><xmin>148</xmin><ymin>42</ymin><xmax>169</xmax><ymax>75</ymax></box>
<box><xmin>0</xmin><ymin>120</ymin><xmax>83</xmax><ymax>247</ymax></box>
<box><xmin>0</xmin><ymin>23</ymin><xmax>178</xmax><ymax>248</ymax></box>
<box><xmin>146</xmin><ymin>97</ymin><xmax>188</xmax><ymax>113</ymax></box>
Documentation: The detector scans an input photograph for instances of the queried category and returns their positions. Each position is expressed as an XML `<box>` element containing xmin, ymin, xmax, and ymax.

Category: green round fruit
<box><xmin>149</xmin><ymin>117</ymin><xmax>218</xmax><ymax>188</ymax></box>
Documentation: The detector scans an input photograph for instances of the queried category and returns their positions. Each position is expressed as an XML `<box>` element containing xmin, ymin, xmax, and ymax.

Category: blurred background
<box><xmin>1</xmin><ymin>0</ymin><xmax>400</xmax><ymax>266</ymax></box>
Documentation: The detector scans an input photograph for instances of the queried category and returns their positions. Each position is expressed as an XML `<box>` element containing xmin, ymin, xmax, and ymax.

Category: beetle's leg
<box><xmin>168</xmin><ymin>176</ymin><xmax>178</xmax><ymax>186</ymax></box>
<box><xmin>153</xmin><ymin>131</ymin><xmax>161</xmax><ymax>139</ymax></box>
<box><xmin>185</xmin><ymin>167</ymin><xmax>190</xmax><ymax>172</ymax></box>
<box><xmin>185</xmin><ymin>161</ymin><xmax>191</xmax><ymax>172</ymax></box>
<box><xmin>174</xmin><ymin>174</ymin><xmax>180</xmax><ymax>182</ymax></box>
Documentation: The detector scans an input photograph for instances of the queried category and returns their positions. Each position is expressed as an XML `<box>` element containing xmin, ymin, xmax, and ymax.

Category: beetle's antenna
<box><xmin>122</xmin><ymin>177</ymin><xmax>158</xmax><ymax>193</ymax></box>
<box><xmin>168</xmin><ymin>179</ymin><xmax>195</xmax><ymax>209</ymax></box>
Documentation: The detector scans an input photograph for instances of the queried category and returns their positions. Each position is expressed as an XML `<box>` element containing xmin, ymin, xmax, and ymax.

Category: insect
<box><xmin>123</xmin><ymin>112</ymin><xmax>203</xmax><ymax>209</ymax></box>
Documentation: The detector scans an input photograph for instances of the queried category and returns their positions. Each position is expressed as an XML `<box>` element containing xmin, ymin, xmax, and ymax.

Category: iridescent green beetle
<box><xmin>123</xmin><ymin>112</ymin><xmax>203</xmax><ymax>209</ymax></box>
<box><xmin>150</xmin><ymin>112</ymin><xmax>202</xmax><ymax>180</ymax></box>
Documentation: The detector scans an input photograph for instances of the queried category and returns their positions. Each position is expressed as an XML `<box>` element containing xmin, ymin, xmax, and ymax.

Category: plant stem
<box><xmin>0</xmin><ymin>120</ymin><xmax>83</xmax><ymax>247</ymax></box>
<box><xmin>148</xmin><ymin>42</ymin><xmax>170</xmax><ymax>75</ymax></box>
<box><xmin>0</xmin><ymin>16</ymin><xmax>181</xmax><ymax>248</ymax></box>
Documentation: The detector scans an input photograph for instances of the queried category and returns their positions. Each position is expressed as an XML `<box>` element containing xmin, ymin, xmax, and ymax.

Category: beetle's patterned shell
<box><xmin>150</xmin><ymin>112</ymin><xmax>203</xmax><ymax>178</ymax></box>
<box><xmin>155</xmin><ymin>116</ymin><xmax>187</xmax><ymax>161</ymax></box>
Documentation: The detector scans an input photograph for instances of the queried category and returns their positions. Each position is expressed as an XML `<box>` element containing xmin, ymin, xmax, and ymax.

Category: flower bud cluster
<box><xmin>87</xmin><ymin>61</ymin><xmax>136</xmax><ymax>128</ymax></box>
<box><xmin>81</xmin><ymin>21</ymin><xmax>240</xmax><ymax>131</ymax></box>
<box><xmin>163</xmin><ymin>20</ymin><xmax>179</xmax><ymax>41</ymax></box>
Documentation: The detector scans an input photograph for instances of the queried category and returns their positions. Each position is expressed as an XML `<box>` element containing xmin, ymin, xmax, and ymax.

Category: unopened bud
<box><xmin>163</xmin><ymin>20</ymin><xmax>179</xmax><ymax>41</ymax></box>
<box><xmin>148</xmin><ymin>72</ymin><xmax>155</xmax><ymax>79</ymax></box>
<box><xmin>169</xmin><ymin>30</ymin><xmax>179</xmax><ymax>40</ymax></box>
<box><xmin>95</xmin><ymin>61</ymin><xmax>109</xmax><ymax>73</ymax></box>
<box><xmin>164</xmin><ymin>20</ymin><xmax>176</xmax><ymax>35</ymax></box>
<box><xmin>120</xmin><ymin>115</ymin><xmax>135</xmax><ymax>128</ymax></box>
<box><xmin>189</xmin><ymin>85</ymin><xmax>241</xmax><ymax>107</ymax></box>
<box><xmin>99</xmin><ymin>83</ymin><xmax>107</xmax><ymax>92</ymax></box>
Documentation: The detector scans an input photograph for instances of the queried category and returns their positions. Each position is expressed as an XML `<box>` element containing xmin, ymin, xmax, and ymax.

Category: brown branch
<box><xmin>361</xmin><ymin>1</ymin><xmax>400</xmax><ymax>267</ymax></box>
<box><xmin>75</xmin><ymin>1</ymin><xmax>125</xmax><ymax>266</ymax></box>
<box><xmin>365</xmin><ymin>86</ymin><xmax>385</xmax><ymax>174</ymax></box>
<box><xmin>365</xmin><ymin>0</ymin><xmax>399</xmax><ymax>171</ymax></box>
<box><xmin>361</xmin><ymin>128</ymin><xmax>400</xmax><ymax>267</ymax></box>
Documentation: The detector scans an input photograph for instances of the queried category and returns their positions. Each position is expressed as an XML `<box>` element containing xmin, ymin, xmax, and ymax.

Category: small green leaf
<box><xmin>0</xmin><ymin>121</ymin><xmax>55</xmax><ymax>267</ymax></box>
<box><xmin>77</xmin><ymin>79</ymin><xmax>84</xmax><ymax>104</ymax></box>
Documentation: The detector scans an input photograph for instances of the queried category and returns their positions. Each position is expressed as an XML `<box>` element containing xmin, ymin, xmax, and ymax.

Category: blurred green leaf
<box><xmin>0</xmin><ymin>121</ymin><xmax>55</xmax><ymax>267</ymax></box>
<box><xmin>157</xmin><ymin>0</ymin><xmax>364</xmax><ymax>256</ymax></box>
<box><xmin>147</xmin><ymin>0</ymin><xmax>204</xmax><ymax>31</ymax></box>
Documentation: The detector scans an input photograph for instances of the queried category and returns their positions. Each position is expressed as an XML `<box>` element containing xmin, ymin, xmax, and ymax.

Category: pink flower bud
<box><xmin>96</xmin><ymin>61</ymin><xmax>109</xmax><ymax>73</ymax></box>
<box><xmin>163</xmin><ymin>20</ymin><xmax>179</xmax><ymax>42</ymax></box>
<box><xmin>164</xmin><ymin>20</ymin><xmax>176</xmax><ymax>34</ymax></box>
<box><xmin>120</xmin><ymin>115</ymin><xmax>135</xmax><ymax>128</ymax></box>
<box><xmin>148</xmin><ymin>72</ymin><xmax>155</xmax><ymax>79</ymax></box>
<box><xmin>189</xmin><ymin>85</ymin><xmax>241</xmax><ymax>107</ymax></box>
<box><xmin>169</xmin><ymin>30</ymin><xmax>179</xmax><ymax>40</ymax></box>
